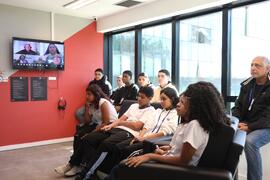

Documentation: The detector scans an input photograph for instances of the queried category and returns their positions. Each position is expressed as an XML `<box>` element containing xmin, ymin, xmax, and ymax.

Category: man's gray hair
<box><xmin>255</xmin><ymin>56</ymin><xmax>270</xmax><ymax>66</ymax></box>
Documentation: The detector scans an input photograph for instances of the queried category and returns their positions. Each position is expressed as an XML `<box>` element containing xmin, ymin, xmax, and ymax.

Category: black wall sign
<box><xmin>31</xmin><ymin>77</ymin><xmax>47</xmax><ymax>101</ymax></box>
<box><xmin>10</xmin><ymin>77</ymin><xmax>29</xmax><ymax>102</ymax></box>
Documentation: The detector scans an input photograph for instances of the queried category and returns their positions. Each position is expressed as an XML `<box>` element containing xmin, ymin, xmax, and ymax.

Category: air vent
<box><xmin>115</xmin><ymin>0</ymin><xmax>142</xmax><ymax>8</ymax></box>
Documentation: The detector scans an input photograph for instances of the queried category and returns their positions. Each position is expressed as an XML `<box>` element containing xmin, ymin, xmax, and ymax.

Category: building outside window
<box><xmin>230</xmin><ymin>1</ymin><xmax>270</xmax><ymax>96</ymax></box>
<box><xmin>179</xmin><ymin>12</ymin><xmax>222</xmax><ymax>93</ymax></box>
<box><xmin>141</xmin><ymin>23</ymin><xmax>172</xmax><ymax>86</ymax></box>
<box><xmin>112</xmin><ymin>31</ymin><xmax>135</xmax><ymax>88</ymax></box>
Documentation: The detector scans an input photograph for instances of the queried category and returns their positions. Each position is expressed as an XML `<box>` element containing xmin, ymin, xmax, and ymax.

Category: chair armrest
<box><xmin>227</xmin><ymin>115</ymin><xmax>239</xmax><ymax>131</ymax></box>
<box><xmin>233</xmin><ymin>129</ymin><xmax>246</xmax><ymax>147</ymax></box>
<box><xmin>117</xmin><ymin>161</ymin><xmax>232</xmax><ymax>180</ymax></box>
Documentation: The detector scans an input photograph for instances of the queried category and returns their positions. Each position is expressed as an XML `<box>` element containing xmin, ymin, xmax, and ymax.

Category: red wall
<box><xmin>0</xmin><ymin>22</ymin><xmax>103</xmax><ymax>146</ymax></box>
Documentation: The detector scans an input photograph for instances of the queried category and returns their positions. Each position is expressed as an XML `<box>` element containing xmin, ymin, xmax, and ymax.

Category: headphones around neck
<box><xmin>58</xmin><ymin>97</ymin><xmax>67</xmax><ymax>110</ymax></box>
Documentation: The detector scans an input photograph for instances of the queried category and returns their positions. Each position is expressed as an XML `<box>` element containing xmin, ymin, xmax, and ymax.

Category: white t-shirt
<box><xmin>167</xmin><ymin>120</ymin><xmax>209</xmax><ymax>166</ymax></box>
<box><xmin>116</xmin><ymin>103</ymin><xmax>155</xmax><ymax>137</ymax></box>
<box><xmin>89</xmin><ymin>98</ymin><xmax>118</xmax><ymax>125</ymax></box>
<box><xmin>145</xmin><ymin>108</ymin><xmax>178</xmax><ymax>136</ymax></box>
<box><xmin>151</xmin><ymin>83</ymin><xmax>179</xmax><ymax>103</ymax></box>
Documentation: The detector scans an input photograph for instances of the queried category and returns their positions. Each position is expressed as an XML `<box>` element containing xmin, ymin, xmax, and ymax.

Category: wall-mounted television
<box><xmin>12</xmin><ymin>37</ymin><xmax>65</xmax><ymax>70</ymax></box>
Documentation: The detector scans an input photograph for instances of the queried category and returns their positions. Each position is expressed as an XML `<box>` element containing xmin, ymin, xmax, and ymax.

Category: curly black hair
<box><xmin>182</xmin><ymin>81</ymin><xmax>230</xmax><ymax>133</ymax></box>
<box><xmin>86</xmin><ymin>84</ymin><xmax>111</xmax><ymax>109</ymax></box>
<box><xmin>160</xmin><ymin>87</ymin><xmax>178</xmax><ymax>108</ymax></box>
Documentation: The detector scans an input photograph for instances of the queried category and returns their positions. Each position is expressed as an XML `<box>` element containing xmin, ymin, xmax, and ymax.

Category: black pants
<box><xmin>80</xmin><ymin>128</ymin><xmax>134</xmax><ymax>178</ymax></box>
<box><xmin>98</xmin><ymin>140</ymin><xmax>144</xmax><ymax>174</ymax></box>
<box><xmin>69</xmin><ymin>123</ymin><xmax>97</xmax><ymax>166</ymax></box>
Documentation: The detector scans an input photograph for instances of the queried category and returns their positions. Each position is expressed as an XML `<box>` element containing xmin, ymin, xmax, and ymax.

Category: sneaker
<box><xmin>64</xmin><ymin>166</ymin><xmax>82</xmax><ymax>177</ymax></box>
<box><xmin>54</xmin><ymin>163</ymin><xmax>72</xmax><ymax>175</ymax></box>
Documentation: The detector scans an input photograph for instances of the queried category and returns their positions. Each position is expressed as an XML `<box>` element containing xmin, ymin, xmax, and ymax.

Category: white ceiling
<box><xmin>0</xmin><ymin>0</ymin><xmax>158</xmax><ymax>19</ymax></box>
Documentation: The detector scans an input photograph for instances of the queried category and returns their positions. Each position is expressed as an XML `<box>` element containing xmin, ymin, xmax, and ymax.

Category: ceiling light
<box><xmin>63</xmin><ymin>0</ymin><xmax>98</xmax><ymax>10</ymax></box>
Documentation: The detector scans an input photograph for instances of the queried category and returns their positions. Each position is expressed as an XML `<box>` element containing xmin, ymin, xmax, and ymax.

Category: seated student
<box><xmin>151</xmin><ymin>69</ymin><xmax>178</xmax><ymax>103</ymax></box>
<box><xmin>96</xmin><ymin>87</ymin><xmax>179</xmax><ymax>174</ymax></box>
<box><xmin>89</xmin><ymin>68</ymin><xmax>112</xmax><ymax>96</ymax></box>
<box><xmin>76</xmin><ymin>68</ymin><xmax>112</xmax><ymax>123</ymax></box>
<box><xmin>137</xmin><ymin>73</ymin><xmax>155</xmax><ymax>89</ymax></box>
<box><xmin>113</xmin><ymin>70</ymin><xmax>139</xmax><ymax>112</ymax></box>
<box><xmin>75</xmin><ymin>87</ymin><xmax>156</xmax><ymax>179</ymax></box>
<box><xmin>123</xmin><ymin>82</ymin><xmax>231</xmax><ymax>169</ymax></box>
<box><xmin>110</xmin><ymin>75</ymin><xmax>125</xmax><ymax>102</ymax></box>
<box><xmin>54</xmin><ymin>84</ymin><xmax>117</xmax><ymax>177</ymax></box>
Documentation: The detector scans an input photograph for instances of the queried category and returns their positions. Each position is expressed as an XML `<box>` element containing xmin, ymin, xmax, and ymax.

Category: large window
<box><xmin>179</xmin><ymin>12</ymin><xmax>222</xmax><ymax>93</ymax></box>
<box><xmin>107</xmin><ymin>0</ymin><xmax>269</xmax><ymax>103</ymax></box>
<box><xmin>141</xmin><ymin>23</ymin><xmax>172</xmax><ymax>85</ymax></box>
<box><xmin>231</xmin><ymin>1</ymin><xmax>270</xmax><ymax>96</ymax></box>
<box><xmin>112</xmin><ymin>31</ymin><xmax>135</xmax><ymax>88</ymax></box>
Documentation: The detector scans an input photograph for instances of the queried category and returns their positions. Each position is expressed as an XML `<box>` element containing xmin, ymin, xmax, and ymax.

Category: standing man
<box><xmin>232</xmin><ymin>56</ymin><xmax>270</xmax><ymax>180</ymax></box>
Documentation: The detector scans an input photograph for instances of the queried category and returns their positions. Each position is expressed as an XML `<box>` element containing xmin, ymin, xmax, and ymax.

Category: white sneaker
<box><xmin>64</xmin><ymin>166</ymin><xmax>82</xmax><ymax>177</ymax></box>
<box><xmin>54</xmin><ymin>163</ymin><xmax>72</xmax><ymax>175</ymax></box>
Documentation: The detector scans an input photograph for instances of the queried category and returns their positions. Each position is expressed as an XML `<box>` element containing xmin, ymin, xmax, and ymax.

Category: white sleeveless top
<box><xmin>89</xmin><ymin>98</ymin><xmax>118</xmax><ymax>125</ymax></box>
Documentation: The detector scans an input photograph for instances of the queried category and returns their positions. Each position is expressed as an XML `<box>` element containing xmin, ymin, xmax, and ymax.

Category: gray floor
<box><xmin>1</xmin><ymin>141</ymin><xmax>269</xmax><ymax>180</ymax></box>
<box><xmin>0</xmin><ymin>142</ymin><xmax>75</xmax><ymax>180</ymax></box>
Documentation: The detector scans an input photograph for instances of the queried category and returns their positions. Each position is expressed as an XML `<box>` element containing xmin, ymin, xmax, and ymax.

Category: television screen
<box><xmin>12</xmin><ymin>37</ymin><xmax>64</xmax><ymax>70</ymax></box>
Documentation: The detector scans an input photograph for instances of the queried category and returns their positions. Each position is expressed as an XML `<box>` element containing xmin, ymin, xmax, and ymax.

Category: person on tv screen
<box><xmin>16</xmin><ymin>54</ymin><xmax>28</xmax><ymax>64</ymax></box>
<box><xmin>44</xmin><ymin>43</ymin><xmax>63</xmax><ymax>66</ymax></box>
<box><xmin>16</xmin><ymin>43</ymin><xmax>39</xmax><ymax>55</ymax></box>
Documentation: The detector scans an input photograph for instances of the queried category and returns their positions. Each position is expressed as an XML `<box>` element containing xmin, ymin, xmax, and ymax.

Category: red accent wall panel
<box><xmin>0</xmin><ymin>22</ymin><xmax>103</xmax><ymax>146</ymax></box>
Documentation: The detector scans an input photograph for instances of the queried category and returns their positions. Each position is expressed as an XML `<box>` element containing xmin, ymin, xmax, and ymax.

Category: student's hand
<box><xmin>125</xmin><ymin>154</ymin><xmax>150</xmax><ymax>167</ymax></box>
<box><xmin>134</xmin><ymin>136</ymin><xmax>145</xmax><ymax>142</ymax></box>
<box><xmin>159</xmin><ymin>145</ymin><xmax>171</xmax><ymax>151</ymax></box>
<box><xmin>101</xmin><ymin>124</ymin><xmax>113</xmax><ymax>131</ymax></box>
<box><xmin>85</xmin><ymin>102</ymin><xmax>90</xmax><ymax>109</ymax></box>
<box><xmin>94</xmin><ymin>124</ymin><xmax>104</xmax><ymax>132</ymax></box>
<box><xmin>155</xmin><ymin>145</ymin><xmax>168</xmax><ymax>155</ymax></box>
<box><xmin>130</xmin><ymin>136</ymin><xmax>144</xmax><ymax>145</ymax></box>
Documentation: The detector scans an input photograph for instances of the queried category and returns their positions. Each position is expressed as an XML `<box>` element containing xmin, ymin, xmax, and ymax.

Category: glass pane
<box><xmin>141</xmin><ymin>23</ymin><xmax>172</xmax><ymax>86</ymax></box>
<box><xmin>179</xmin><ymin>12</ymin><xmax>222</xmax><ymax>93</ymax></box>
<box><xmin>112</xmin><ymin>31</ymin><xmax>135</xmax><ymax>88</ymax></box>
<box><xmin>231</xmin><ymin>1</ymin><xmax>270</xmax><ymax>96</ymax></box>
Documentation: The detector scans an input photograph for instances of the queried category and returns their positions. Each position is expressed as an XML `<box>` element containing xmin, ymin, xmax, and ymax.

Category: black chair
<box><xmin>115</xmin><ymin>123</ymin><xmax>246</xmax><ymax>180</ymax></box>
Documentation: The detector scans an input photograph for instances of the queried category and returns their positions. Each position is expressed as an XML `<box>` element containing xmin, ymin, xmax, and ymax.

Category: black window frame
<box><xmin>104</xmin><ymin>0</ymin><xmax>269</xmax><ymax>109</ymax></box>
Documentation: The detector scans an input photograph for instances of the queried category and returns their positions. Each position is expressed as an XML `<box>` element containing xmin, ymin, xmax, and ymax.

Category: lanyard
<box><xmin>152</xmin><ymin>109</ymin><xmax>171</xmax><ymax>133</ymax></box>
<box><xmin>248</xmin><ymin>86</ymin><xmax>254</xmax><ymax>111</ymax></box>
<box><xmin>248</xmin><ymin>83</ymin><xmax>264</xmax><ymax>111</ymax></box>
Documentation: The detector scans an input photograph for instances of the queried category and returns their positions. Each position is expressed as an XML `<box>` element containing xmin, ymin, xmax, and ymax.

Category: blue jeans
<box><xmin>245</xmin><ymin>128</ymin><xmax>270</xmax><ymax>180</ymax></box>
